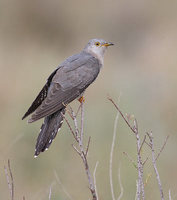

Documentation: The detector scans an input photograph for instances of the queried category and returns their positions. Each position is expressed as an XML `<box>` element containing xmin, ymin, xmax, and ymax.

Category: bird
<box><xmin>22</xmin><ymin>38</ymin><xmax>114</xmax><ymax>157</ymax></box>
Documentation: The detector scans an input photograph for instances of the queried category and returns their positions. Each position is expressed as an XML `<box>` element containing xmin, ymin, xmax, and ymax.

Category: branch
<box><xmin>155</xmin><ymin>135</ymin><xmax>169</xmax><ymax>161</ymax></box>
<box><xmin>4</xmin><ymin>159</ymin><xmax>14</xmax><ymax>200</ymax></box>
<box><xmin>108</xmin><ymin>97</ymin><xmax>145</xmax><ymax>200</ymax></box>
<box><xmin>64</xmin><ymin>101</ymin><xmax>97</xmax><ymax>200</ymax></box>
<box><xmin>147</xmin><ymin>132</ymin><xmax>164</xmax><ymax>200</ymax></box>
<box><xmin>93</xmin><ymin>161</ymin><xmax>99</xmax><ymax>200</ymax></box>
<box><xmin>110</xmin><ymin>112</ymin><xmax>119</xmax><ymax>200</ymax></box>
<box><xmin>117</xmin><ymin>166</ymin><xmax>124</xmax><ymax>200</ymax></box>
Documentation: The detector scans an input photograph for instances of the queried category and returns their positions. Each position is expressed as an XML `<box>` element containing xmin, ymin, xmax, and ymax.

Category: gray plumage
<box><xmin>22</xmin><ymin>39</ymin><xmax>113</xmax><ymax>157</ymax></box>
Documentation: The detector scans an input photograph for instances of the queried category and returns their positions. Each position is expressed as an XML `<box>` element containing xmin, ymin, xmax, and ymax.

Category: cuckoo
<box><xmin>22</xmin><ymin>39</ymin><xmax>114</xmax><ymax>157</ymax></box>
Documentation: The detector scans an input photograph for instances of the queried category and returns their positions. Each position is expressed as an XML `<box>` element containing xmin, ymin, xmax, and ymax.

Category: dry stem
<box><xmin>108</xmin><ymin>97</ymin><xmax>145</xmax><ymax>200</ymax></box>
<box><xmin>64</xmin><ymin>101</ymin><xmax>97</xmax><ymax>200</ymax></box>
<box><xmin>4</xmin><ymin>159</ymin><xmax>14</xmax><ymax>200</ymax></box>
<box><xmin>146</xmin><ymin>132</ymin><xmax>164</xmax><ymax>200</ymax></box>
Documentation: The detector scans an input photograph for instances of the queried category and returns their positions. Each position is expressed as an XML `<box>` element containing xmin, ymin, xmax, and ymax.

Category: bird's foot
<box><xmin>78</xmin><ymin>96</ymin><xmax>85</xmax><ymax>103</ymax></box>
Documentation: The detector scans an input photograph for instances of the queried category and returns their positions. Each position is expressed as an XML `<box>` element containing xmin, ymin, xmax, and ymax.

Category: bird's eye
<box><xmin>95</xmin><ymin>42</ymin><xmax>100</xmax><ymax>46</ymax></box>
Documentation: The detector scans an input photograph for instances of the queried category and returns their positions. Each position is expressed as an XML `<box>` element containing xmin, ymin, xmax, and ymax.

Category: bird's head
<box><xmin>84</xmin><ymin>39</ymin><xmax>114</xmax><ymax>59</ymax></box>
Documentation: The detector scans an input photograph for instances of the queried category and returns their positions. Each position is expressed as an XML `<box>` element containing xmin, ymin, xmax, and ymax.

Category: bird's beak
<box><xmin>102</xmin><ymin>42</ymin><xmax>114</xmax><ymax>47</ymax></box>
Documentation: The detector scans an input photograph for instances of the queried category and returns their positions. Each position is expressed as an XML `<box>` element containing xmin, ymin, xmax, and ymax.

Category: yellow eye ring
<box><xmin>95</xmin><ymin>42</ymin><xmax>100</xmax><ymax>46</ymax></box>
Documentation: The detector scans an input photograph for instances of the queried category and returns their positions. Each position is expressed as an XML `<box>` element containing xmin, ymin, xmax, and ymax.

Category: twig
<box><xmin>108</xmin><ymin>97</ymin><xmax>144</xmax><ymax>200</ymax></box>
<box><xmin>93</xmin><ymin>161</ymin><xmax>99</xmax><ymax>200</ymax></box>
<box><xmin>64</xmin><ymin>101</ymin><xmax>97</xmax><ymax>200</ymax></box>
<box><xmin>142</xmin><ymin>157</ymin><xmax>149</xmax><ymax>166</ymax></box>
<box><xmin>54</xmin><ymin>170</ymin><xmax>73</xmax><ymax>200</ymax></box>
<box><xmin>123</xmin><ymin>152</ymin><xmax>137</xmax><ymax>169</ymax></box>
<box><xmin>85</xmin><ymin>136</ymin><xmax>91</xmax><ymax>157</ymax></box>
<box><xmin>134</xmin><ymin>120</ymin><xmax>145</xmax><ymax>200</ymax></box>
<box><xmin>110</xmin><ymin>112</ymin><xmax>119</xmax><ymax>200</ymax></box>
<box><xmin>4</xmin><ymin>159</ymin><xmax>14</xmax><ymax>200</ymax></box>
<box><xmin>169</xmin><ymin>189</ymin><xmax>172</xmax><ymax>200</ymax></box>
<box><xmin>155</xmin><ymin>135</ymin><xmax>169</xmax><ymax>161</ymax></box>
<box><xmin>80</xmin><ymin>101</ymin><xmax>84</xmax><ymax>144</ymax></box>
<box><xmin>63</xmin><ymin>114</ymin><xmax>78</xmax><ymax>142</ymax></box>
<box><xmin>135</xmin><ymin>180</ymin><xmax>138</xmax><ymax>200</ymax></box>
<box><xmin>138</xmin><ymin>135</ymin><xmax>146</xmax><ymax>154</ymax></box>
<box><xmin>147</xmin><ymin>132</ymin><xmax>164</xmax><ymax>200</ymax></box>
<box><xmin>108</xmin><ymin>97</ymin><xmax>135</xmax><ymax>133</ymax></box>
<box><xmin>49</xmin><ymin>184</ymin><xmax>52</xmax><ymax>200</ymax></box>
<box><xmin>72</xmin><ymin>144</ymin><xmax>81</xmax><ymax>155</ymax></box>
<box><xmin>117</xmin><ymin>166</ymin><xmax>124</xmax><ymax>200</ymax></box>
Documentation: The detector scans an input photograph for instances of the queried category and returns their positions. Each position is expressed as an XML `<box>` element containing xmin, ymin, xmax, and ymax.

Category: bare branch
<box><xmin>108</xmin><ymin>97</ymin><xmax>145</xmax><ymax>200</ymax></box>
<box><xmin>135</xmin><ymin>180</ymin><xmax>138</xmax><ymax>200</ymax></box>
<box><xmin>64</xmin><ymin>102</ymin><xmax>97</xmax><ymax>200</ymax></box>
<box><xmin>108</xmin><ymin>97</ymin><xmax>135</xmax><ymax>133</ymax></box>
<box><xmin>85</xmin><ymin>136</ymin><xmax>91</xmax><ymax>157</ymax></box>
<box><xmin>169</xmin><ymin>189</ymin><xmax>172</xmax><ymax>200</ymax></box>
<box><xmin>93</xmin><ymin>161</ymin><xmax>99</xmax><ymax>200</ymax></box>
<box><xmin>123</xmin><ymin>152</ymin><xmax>137</xmax><ymax>169</ymax></box>
<box><xmin>49</xmin><ymin>184</ymin><xmax>52</xmax><ymax>200</ymax></box>
<box><xmin>138</xmin><ymin>135</ymin><xmax>146</xmax><ymax>154</ymax></box>
<box><xmin>80</xmin><ymin>101</ymin><xmax>84</xmax><ymax>144</ymax></box>
<box><xmin>4</xmin><ymin>159</ymin><xmax>14</xmax><ymax>200</ymax></box>
<box><xmin>63</xmin><ymin>114</ymin><xmax>78</xmax><ymax>142</ymax></box>
<box><xmin>72</xmin><ymin>144</ymin><xmax>81</xmax><ymax>155</ymax></box>
<box><xmin>142</xmin><ymin>157</ymin><xmax>149</xmax><ymax>166</ymax></box>
<box><xmin>117</xmin><ymin>167</ymin><xmax>124</xmax><ymax>200</ymax></box>
<box><xmin>155</xmin><ymin>135</ymin><xmax>169</xmax><ymax>161</ymax></box>
<box><xmin>110</xmin><ymin>112</ymin><xmax>119</xmax><ymax>200</ymax></box>
<box><xmin>147</xmin><ymin>132</ymin><xmax>164</xmax><ymax>200</ymax></box>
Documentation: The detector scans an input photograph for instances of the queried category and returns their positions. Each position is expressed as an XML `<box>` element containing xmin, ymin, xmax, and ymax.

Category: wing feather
<box><xmin>27</xmin><ymin>53</ymin><xmax>101</xmax><ymax>123</ymax></box>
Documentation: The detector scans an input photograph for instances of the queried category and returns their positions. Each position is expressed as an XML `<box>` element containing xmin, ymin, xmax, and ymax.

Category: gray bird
<box><xmin>22</xmin><ymin>38</ymin><xmax>114</xmax><ymax>157</ymax></box>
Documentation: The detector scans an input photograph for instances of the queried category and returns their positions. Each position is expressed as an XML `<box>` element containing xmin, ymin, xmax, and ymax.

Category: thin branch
<box><xmin>54</xmin><ymin>170</ymin><xmax>73</xmax><ymax>200</ymax></box>
<box><xmin>93</xmin><ymin>161</ymin><xmax>99</xmax><ymax>200</ymax></box>
<box><xmin>108</xmin><ymin>97</ymin><xmax>144</xmax><ymax>200</ymax></box>
<box><xmin>4</xmin><ymin>159</ymin><xmax>14</xmax><ymax>200</ymax></box>
<box><xmin>155</xmin><ymin>135</ymin><xmax>169</xmax><ymax>161</ymax></box>
<box><xmin>63</xmin><ymin>114</ymin><xmax>78</xmax><ymax>142</ymax></box>
<box><xmin>64</xmin><ymin>102</ymin><xmax>97</xmax><ymax>200</ymax></box>
<box><xmin>108</xmin><ymin>97</ymin><xmax>135</xmax><ymax>133</ymax></box>
<box><xmin>72</xmin><ymin>144</ymin><xmax>81</xmax><ymax>155</ymax></box>
<box><xmin>80</xmin><ymin>101</ymin><xmax>84</xmax><ymax>144</ymax></box>
<box><xmin>117</xmin><ymin>166</ymin><xmax>124</xmax><ymax>200</ymax></box>
<box><xmin>142</xmin><ymin>157</ymin><xmax>149</xmax><ymax>166</ymax></box>
<box><xmin>110</xmin><ymin>112</ymin><xmax>119</xmax><ymax>200</ymax></box>
<box><xmin>123</xmin><ymin>152</ymin><xmax>137</xmax><ymax>169</ymax></box>
<box><xmin>169</xmin><ymin>189</ymin><xmax>172</xmax><ymax>200</ymax></box>
<box><xmin>138</xmin><ymin>135</ymin><xmax>146</xmax><ymax>154</ymax></box>
<box><xmin>49</xmin><ymin>184</ymin><xmax>52</xmax><ymax>200</ymax></box>
<box><xmin>85</xmin><ymin>136</ymin><xmax>91</xmax><ymax>157</ymax></box>
<box><xmin>135</xmin><ymin>180</ymin><xmax>138</xmax><ymax>200</ymax></box>
<box><xmin>147</xmin><ymin>132</ymin><xmax>164</xmax><ymax>200</ymax></box>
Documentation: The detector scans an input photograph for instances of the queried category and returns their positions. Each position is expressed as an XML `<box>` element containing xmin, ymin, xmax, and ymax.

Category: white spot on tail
<box><xmin>34</xmin><ymin>155</ymin><xmax>38</xmax><ymax>158</ymax></box>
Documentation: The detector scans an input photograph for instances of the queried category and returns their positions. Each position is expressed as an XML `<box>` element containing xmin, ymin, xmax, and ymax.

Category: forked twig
<box><xmin>64</xmin><ymin>101</ymin><xmax>97</xmax><ymax>200</ymax></box>
<box><xmin>108</xmin><ymin>97</ymin><xmax>145</xmax><ymax>200</ymax></box>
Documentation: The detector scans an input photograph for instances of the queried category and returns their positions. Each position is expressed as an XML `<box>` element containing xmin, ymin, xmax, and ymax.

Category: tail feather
<box><xmin>34</xmin><ymin>108</ymin><xmax>65</xmax><ymax>157</ymax></box>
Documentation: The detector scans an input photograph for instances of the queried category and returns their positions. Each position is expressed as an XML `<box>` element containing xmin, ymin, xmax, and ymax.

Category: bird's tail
<box><xmin>34</xmin><ymin>108</ymin><xmax>65</xmax><ymax>157</ymax></box>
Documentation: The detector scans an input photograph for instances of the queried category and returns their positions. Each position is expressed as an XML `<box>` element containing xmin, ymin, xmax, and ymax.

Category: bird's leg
<box><xmin>78</xmin><ymin>96</ymin><xmax>85</xmax><ymax>103</ymax></box>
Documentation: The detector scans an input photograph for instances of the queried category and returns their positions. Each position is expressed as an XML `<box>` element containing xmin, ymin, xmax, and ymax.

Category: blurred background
<box><xmin>1</xmin><ymin>0</ymin><xmax>177</xmax><ymax>199</ymax></box>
